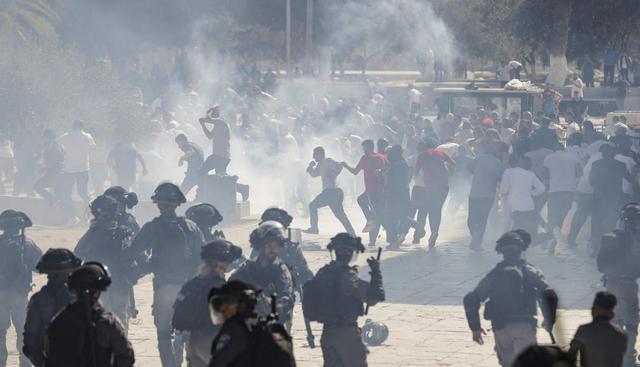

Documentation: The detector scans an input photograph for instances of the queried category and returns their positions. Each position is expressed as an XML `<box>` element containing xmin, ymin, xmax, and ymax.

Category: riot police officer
<box><xmin>230</xmin><ymin>221</ymin><xmax>295</xmax><ymax>329</ymax></box>
<box><xmin>23</xmin><ymin>248</ymin><xmax>82</xmax><ymax>367</ymax></box>
<box><xmin>103</xmin><ymin>186</ymin><xmax>141</xmax><ymax>235</ymax></box>
<box><xmin>257</xmin><ymin>207</ymin><xmax>313</xmax><ymax>289</ymax></box>
<box><xmin>129</xmin><ymin>183</ymin><xmax>205</xmax><ymax>367</ymax></box>
<box><xmin>172</xmin><ymin>240</ymin><xmax>242</xmax><ymax>367</ymax></box>
<box><xmin>75</xmin><ymin>195</ymin><xmax>139</xmax><ymax>331</ymax></box>
<box><xmin>185</xmin><ymin>203</ymin><xmax>224</xmax><ymax>242</ymax></box>
<box><xmin>463</xmin><ymin>230</ymin><xmax>558</xmax><ymax>367</ymax></box>
<box><xmin>302</xmin><ymin>233</ymin><xmax>385</xmax><ymax>367</ymax></box>
<box><xmin>208</xmin><ymin>280</ymin><xmax>295</xmax><ymax>367</ymax></box>
<box><xmin>0</xmin><ymin>210</ymin><xmax>42</xmax><ymax>367</ymax></box>
<box><xmin>45</xmin><ymin>262</ymin><xmax>134</xmax><ymax>367</ymax></box>
<box><xmin>598</xmin><ymin>202</ymin><xmax>640</xmax><ymax>367</ymax></box>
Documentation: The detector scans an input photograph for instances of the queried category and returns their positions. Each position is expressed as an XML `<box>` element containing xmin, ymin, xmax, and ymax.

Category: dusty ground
<box><xmin>5</xmin><ymin>202</ymin><xmax>620</xmax><ymax>366</ymax></box>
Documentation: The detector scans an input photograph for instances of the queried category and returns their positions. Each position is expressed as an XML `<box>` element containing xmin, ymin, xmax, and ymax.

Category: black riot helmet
<box><xmin>104</xmin><ymin>186</ymin><xmax>139</xmax><ymax>209</ymax></box>
<box><xmin>200</xmin><ymin>240</ymin><xmax>243</xmax><ymax>263</ymax></box>
<box><xmin>0</xmin><ymin>210</ymin><xmax>32</xmax><ymax>230</ymax></box>
<box><xmin>260</xmin><ymin>207</ymin><xmax>293</xmax><ymax>228</ymax></box>
<box><xmin>89</xmin><ymin>195</ymin><xmax>119</xmax><ymax>218</ymax></box>
<box><xmin>327</xmin><ymin>232</ymin><xmax>365</xmax><ymax>253</ymax></box>
<box><xmin>186</xmin><ymin>203</ymin><xmax>223</xmax><ymax>228</ymax></box>
<box><xmin>36</xmin><ymin>248</ymin><xmax>82</xmax><ymax>274</ymax></box>
<box><xmin>208</xmin><ymin>280</ymin><xmax>259</xmax><ymax>312</ymax></box>
<box><xmin>495</xmin><ymin>229</ymin><xmax>531</xmax><ymax>254</ymax></box>
<box><xmin>151</xmin><ymin>182</ymin><xmax>186</xmax><ymax>205</ymax></box>
<box><xmin>67</xmin><ymin>262</ymin><xmax>112</xmax><ymax>292</ymax></box>
<box><xmin>249</xmin><ymin>221</ymin><xmax>286</xmax><ymax>248</ymax></box>
<box><xmin>621</xmin><ymin>202</ymin><xmax>640</xmax><ymax>230</ymax></box>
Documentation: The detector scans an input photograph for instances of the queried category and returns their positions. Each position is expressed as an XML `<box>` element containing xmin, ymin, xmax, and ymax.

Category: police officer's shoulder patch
<box><xmin>215</xmin><ymin>334</ymin><xmax>231</xmax><ymax>351</ymax></box>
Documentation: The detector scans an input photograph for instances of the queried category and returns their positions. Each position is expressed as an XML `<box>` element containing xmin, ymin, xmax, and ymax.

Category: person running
<box><xmin>342</xmin><ymin>139</ymin><xmax>388</xmax><ymax>246</ymax></box>
<box><xmin>305</xmin><ymin>146</ymin><xmax>355</xmax><ymax>235</ymax></box>
<box><xmin>413</xmin><ymin>138</ymin><xmax>455</xmax><ymax>248</ymax></box>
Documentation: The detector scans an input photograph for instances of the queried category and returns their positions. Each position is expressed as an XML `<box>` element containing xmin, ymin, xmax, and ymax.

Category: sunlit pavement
<box><xmin>7</xmin><ymin>203</ymin><xmax>617</xmax><ymax>366</ymax></box>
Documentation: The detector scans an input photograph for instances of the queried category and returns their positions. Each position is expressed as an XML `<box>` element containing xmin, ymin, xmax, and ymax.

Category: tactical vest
<box><xmin>150</xmin><ymin>216</ymin><xmax>195</xmax><ymax>283</ymax></box>
<box><xmin>483</xmin><ymin>262</ymin><xmax>537</xmax><ymax>326</ymax></box>
<box><xmin>0</xmin><ymin>235</ymin><xmax>32</xmax><ymax>291</ymax></box>
<box><xmin>598</xmin><ymin>229</ymin><xmax>640</xmax><ymax>279</ymax></box>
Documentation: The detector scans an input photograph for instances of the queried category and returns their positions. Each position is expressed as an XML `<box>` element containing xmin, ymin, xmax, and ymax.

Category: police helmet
<box><xmin>260</xmin><ymin>207</ymin><xmax>293</xmax><ymax>228</ymax></box>
<box><xmin>67</xmin><ymin>262</ymin><xmax>112</xmax><ymax>292</ymax></box>
<box><xmin>89</xmin><ymin>195</ymin><xmax>119</xmax><ymax>218</ymax></box>
<box><xmin>0</xmin><ymin>210</ymin><xmax>32</xmax><ymax>230</ymax></box>
<box><xmin>186</xmin><ymin>203</ymin><xmax>223</xmax><ymax>228</ymax></box>
<box><xmin>36</xmin><ymin>248</ymin><xmax>82</xmax><ymax>274</ymax></box>
<box><xmin>151</xmin><ymin>182</ymin><xmax>186</xmax><ymax>205</ymax></box>
<box><xmin>327</xmin><ymin>233</ymin><xmax>365</xmax><ymax>253</ymax></box>
<box><xmin>621</xmin><ymin>202</ymin><xmax>640</xmax><ymax>227</ymax></box>
<box><xmin>361</xmin><ymin>319</ymin><xmax>389</xmax><ymax>346</ymax></box>
<box><xmin>495</xmin><ymin>229</ymin><xmax>531</xmax><ymax>253</ymax></box>
<box><xmin>208</xmin><ymin>280</ymin><xmax>259</xmax><ymax>311</ymax></box>
<box><xmin>104</xmin><ymin>186</ymin><xmax>139</xmax><ymax>209</ymax></box>
<box><xmin>201</xmin><ymin>240</ymin><xmax>243</xmax><ymax>263</ymax></box>
<box><xmin>249</xmin><ymin>221</ymin><xmax>286</xmax><ymax>248</ymax></box>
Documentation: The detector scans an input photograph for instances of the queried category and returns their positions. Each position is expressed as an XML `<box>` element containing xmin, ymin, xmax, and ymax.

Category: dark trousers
<box><xmin>357</xmin><ymin>191</ymin><xmax>385</xmax><ymax>245</ymax></box>
<box><xmin>309</xmin><ymin>188</ymin><xmax>355</xmax><ymax>235</ymax></box>
<box><xmin>415</xmin><ymin>187</ymin><xmax>448</xmax><ymax>240</ymax></box>
<box><xmin>546</xmin><ymin>191</ymin><xmax>574</xmax><ymax>233</ymax></box>
<box><xmin>568</xmin><ymin>192</ymin><xmax>593</xmax><ymax>245</ymax></box>
<box><xmin>385</xmin><ymin>189</ymin><xmax>411</xmax><ymax>245</ymax></box>
<box><xmin>180</xmin><ymin>171</ymin><xmax>200</xmax><ymax>197</ymax></box>
<box><xmin>33</xmin><ymin>170</ymin><xmax>62</xmax><ymax>203</ymax></box>
<box><xmin>60</xmin><ymin>171</ymin><xmax>90</xmax><ymax>219</ymax></box>
<box><xmin>604</xmin><ymin>65</ymin><xmax>615</xmax><ymax>87</ymax></box>
<box><xmin>591</xmin><ymin>194</ymin><xmax>622</xmax><ymax>252</ymax></box>
<box><xmin>468</xmin><ymin>197</ymin><xmax>495</xmax><ymax>247</ymax></box>
<box><xmin>321</xmin><ymin>325</ymin><xmax>367</xmax><ymax>367</ymax></box>
<box><xmin>512</xmin><ymin>210</ymin><xmax>550</xmax><ymax>245</ymax></box>
<box><xmin>201</xmin><ymin>154</ymin><xmax>230</xmax><ymax>176</ymax></box>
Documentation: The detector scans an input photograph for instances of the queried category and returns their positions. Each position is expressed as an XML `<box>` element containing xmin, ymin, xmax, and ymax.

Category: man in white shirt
<box><xmin>57</xmin><ymin>120</ymin><xmax>96</xmax><ymax>221</ymax></box>
<box><xmin>408</xmin><ymin>84</ymin><xmax>422</xmax><ymax>114</ymax></box>
<box><xmin>543</xmin><ymin>141</ymin><xmax>582</xmax><ymax>252</ymax></box>
<box><xmin>500</xmin><ymin>156</ymin><xmax>546</xmax><ymax>243</ymax></box>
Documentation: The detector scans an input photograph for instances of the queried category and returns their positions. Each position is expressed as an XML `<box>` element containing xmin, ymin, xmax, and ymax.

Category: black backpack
<box><xmin>484</xmin><ymin>263</ymin><xmax>535</xmax><ymax>322</ymax></box>
<box><xmin>250</xmin><ymin>318</ymin><xmax>296</xmax><ymax>367</ymax></box>
<box><xmin>302</xmin><ymin>264</ymin><xmax>342</xmax><ymax>323</ymax></box>
<box><xmin>45</xmin><ymin>305</ymin><xmax>92</xmax><ymax>367</ymax></box>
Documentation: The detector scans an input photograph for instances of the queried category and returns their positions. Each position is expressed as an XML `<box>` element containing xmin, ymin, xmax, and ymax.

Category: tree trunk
<box><xmin>546</xmin><ymin>0</ymin><xmax>571</xmax><ymax>86</ymax></box>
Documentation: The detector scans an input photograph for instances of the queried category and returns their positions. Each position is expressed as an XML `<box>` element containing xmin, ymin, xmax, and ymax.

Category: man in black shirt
<box><xmin>568</xmin><ymin>291</ymin><xmax>627</xmax><ymax>367</ymax></box>
<box><xmin>568</xmin><ymin>91</ymin><xmax>588</xmax><ymax>124</ymax></box>
<box><xmin>33</xmin><ymin>129</ymin><xmax>64</xmax><ymax>205</ymax></box>
<box><xmin>107</xmin><ymin>140</ymin><xmax>147</xmax><ymax>191</ymax></box>
<box><xmin>175</xmin><ymin>134</ymin><xmax>204</xmax><ymax>198</ymax></box>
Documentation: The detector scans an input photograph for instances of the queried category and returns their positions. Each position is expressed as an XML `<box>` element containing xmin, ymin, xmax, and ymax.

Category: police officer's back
<box><xmin>0</xmin><ymin>210</ymin><xmax>42</xmax><ymax>367</ymax></box>
<box><xmin>186</xmin><ymin>203</ymin><xmax>224</xmax><ymax>243</ymax></box>
<box><xmin>173</xmin><ymin>240</ymin><xmax>242</xmax><ymax>367</ymax></box>
<box><xmin>103</xmin><ymin>186</ymin><xmax>141</xmax><ymax>235</ymax></box>
<box><xmin>208</xmin><ymin>280</ymin><xmax>296</xmax><ymax>367</ymax></box>
<box><xmin>23</xmin><ymin>249</ymin><xmax>81</xmax><ymax>367</ymax></box>
<box><xmin>568</xmin><ymin>291</ymin><xmax>627</xmax><ymax>367</ymax></box>
<box><xmin>44</xmin><ymin>262</ymin><xmax>134</xmax><ymax>367</ymax></box>
<box><xmin>302</xmin><ymin>233</ymin><xmax>385</xmax><ymax>367</ymax></box>
<box><xmin>230</xmin><ymin>221</ymin><xmax>294</xmax><ymax>327</ymax></box>
<box><xmin>597</xmin><ymin>203</ymin><xmax>640</xmax><ymax>367</ymax></box>
<box><xmin>463</xmin><ymin>230</ymin><xmax>557</xmax><ymax>367</ymax></box>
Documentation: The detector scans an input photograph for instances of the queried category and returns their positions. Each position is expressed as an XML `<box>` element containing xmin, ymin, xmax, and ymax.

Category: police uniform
<box><xmin>75</xmin><ymin>195</ymin><xmax>138</xmax><ymax>331</ymax></box>
<box><xmin>172</xmin><ymin>240</ymin><xmax>242</xmax><ymax>367</ymax></box>
<box><xmin>23</xmin><ymin>249</ymin><xmax>81</xmax><ymax>367</ymax></box>
<box><xmin>186</xmin><ymin>203</ymin><xmax>224</xmax><ymax>243</ymax></box>
<box><xmin>0</xmin><ymin>210</ymin><xmax>42</xmax><ymax>367</ymax></box>
<box><xmin>307</xmin><ymin>233</ymin><xmax>385</xmax><ymax>367</ymax></box>
<box><xmin>129</xmin><ymin>183</ymin><xmax>204</xmax><ymax>367</ymax></box>
<box><xmin>44</xmin><ymin>262</ymin><xmax>134</xmax><ymax>367</ymax></box>
<box><xmin>598</xmin><ymin>204</ymin><xmax>640</xmax><ymax>367</ymax></box>
<box><xmin>209</xmin><ymin>314</ymin><xmax>254</xmax><ymax>367</ymax></box>
<box><xmin>464</xmin><ymin>230</ymin><xmax>556</xmax><ymax>367</ymax></box>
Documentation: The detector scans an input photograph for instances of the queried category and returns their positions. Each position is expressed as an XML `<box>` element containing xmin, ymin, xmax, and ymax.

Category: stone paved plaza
<box><xmin>5</xmin><ymin>203</ymin><xmax>622</xmax><ymax>366</ymax></box>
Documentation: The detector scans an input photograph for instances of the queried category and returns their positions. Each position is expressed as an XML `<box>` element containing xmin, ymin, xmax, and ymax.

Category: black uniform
<box><xmin>129</xmin><ymin>212</ymin><xmax>204</xmax><ymax>367</ymax></box>
<box><xmin>23</xmin><ymin>281</ymin><xmax>74</xmax><ymax>367</ymax></box>
<box><xmin>209</xmin><ymin>314</ymin><xmax>254</xmax><ymax>367</ymax></box>
<box><xmin>173</xmin><ymin>273</ymin><xmax>226</xmax><ymax>367</ymax></box>
<box><xmin>0</xmin><ymin>232</ymin><xmax>42</xmax><ymax>367</ymax></box>
<box><xmin>598</xmin><ymin>229</ymin><xmax>640</xmax><ymax>366</ymax></box>
<box><xmin>230</xmin><ymin>259</ymin><xmax>294</xmax><ymax>324</ymax></box>
<box><xmin>44</xmin><ymin>302</ymin><xmax>134</xmax><ymax>367</ymax></box>
<box><xmin>311</xmin><ymin>261</ymin><xmax>384</xmax><ymax>367</ymax></box>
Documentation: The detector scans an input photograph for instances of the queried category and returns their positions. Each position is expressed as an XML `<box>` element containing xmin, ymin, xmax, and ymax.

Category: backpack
<box><xmin>0</xmin><ymin>235</ymin><xmax>30</xmax><ymax>290</ymax></box>
<box><xmin>150</xmin><ymin>217</ymin><xmax>193</xmax><ymax>273</ymax></box>
<box><xmin>302</xmin><ymin>265</ymin><xmax>341</xmax><ymax>323</ymax></box>
<box><xmin>250</xmin><ymin>318</ymin><xmax>296</xmax><ymax>367</ymax></box>
<box><xmin>484</xmin><ymin>263</ymin><xmax>535</xmax><ymax>322</ymax></box>
<box><xmin>45</xmin><ymin>305</ymin><xmax>91</xmax><ymax>367</ymax></box>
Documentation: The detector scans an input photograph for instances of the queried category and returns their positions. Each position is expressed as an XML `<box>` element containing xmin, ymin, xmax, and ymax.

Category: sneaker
<box><xmin>303</xmin><ymin>227</ymin><xmax>319</xmax><ymax>235</ymax></box>
<box><xmin>362</xmin><ymin>220</ymin><xmax>376</xmax><ymax>233</ymax></box>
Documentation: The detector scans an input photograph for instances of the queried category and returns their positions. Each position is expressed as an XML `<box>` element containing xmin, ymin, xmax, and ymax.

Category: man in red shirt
<box><xmin>413</xmin><ymin>138</ymin><xmax>455</xmax><ymax>248</ymax></box>
<box><xmin>342</xmin><ymin>139</ymin><xmax>388</xmax><ymax>247</ymax></box>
